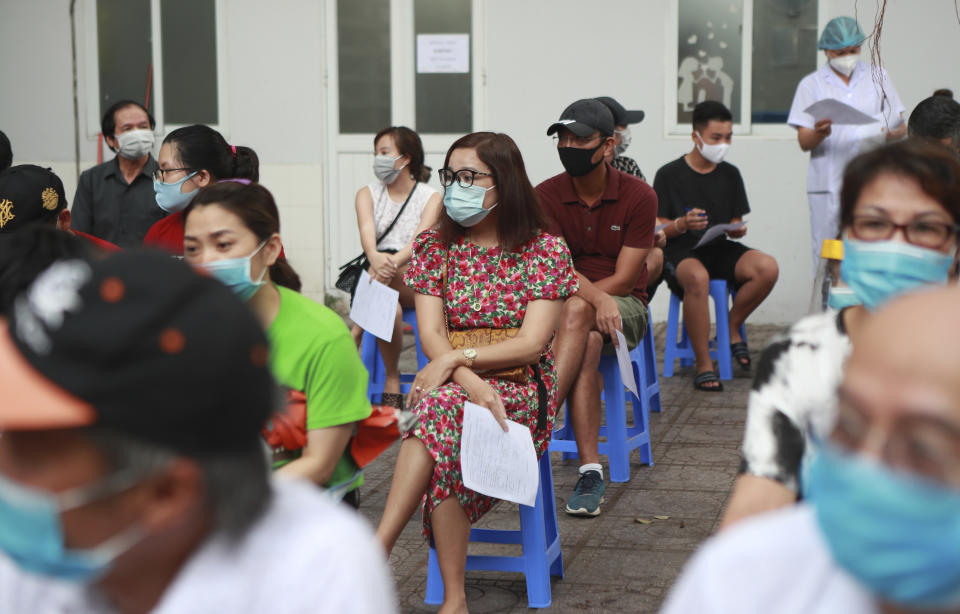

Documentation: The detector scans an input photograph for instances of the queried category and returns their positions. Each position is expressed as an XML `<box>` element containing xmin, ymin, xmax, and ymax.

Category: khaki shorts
<box><xmin>601</xmin><ymin>295</ymin><xmax>648</xmax><ymax>355</ymax></box>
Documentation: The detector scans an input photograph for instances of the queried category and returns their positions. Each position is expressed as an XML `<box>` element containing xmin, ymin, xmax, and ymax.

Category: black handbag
<box><xmin>336</xmin><ymin>182</ymin><xmax>418</xmax><ymax>299</ymax></box>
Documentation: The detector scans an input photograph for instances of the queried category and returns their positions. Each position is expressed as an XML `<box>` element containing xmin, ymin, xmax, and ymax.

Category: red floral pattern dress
<box><xmin>403</xmin><ymin>229</ymin><xmax>579</xmax><ymax>539</ymax></box>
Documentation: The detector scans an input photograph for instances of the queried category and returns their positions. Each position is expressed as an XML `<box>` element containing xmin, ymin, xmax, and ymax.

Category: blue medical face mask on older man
<box><xmin>0</xmin><ymin>471</ymin><xmax>146</xmax><ymax>583</ymax></box>
<box><xmin>840</xmin><ymin>238</ymin><xmax>954</xmax><ymax>310</ymax></box>
<box><xmin>806</xmin><ymin>443</ymin><xmax>960</xmax><ymax>609</ymax></box>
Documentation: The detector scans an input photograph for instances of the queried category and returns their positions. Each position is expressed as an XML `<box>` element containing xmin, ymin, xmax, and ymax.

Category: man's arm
<box><xmin>588</xmin><ymin>245</ymin><xmax>649</xmax><ymax>296</ymax></box>
<box><xmin>70</xmin><ymin>171</ymin><xmax>94</xmax><ymax>233</ymax></box>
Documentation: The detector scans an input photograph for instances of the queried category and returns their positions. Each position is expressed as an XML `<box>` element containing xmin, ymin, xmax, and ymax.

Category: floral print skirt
<box><xmin>404</xmin><ymin>366</ymin><xmax>557</xmax><ymax>540</ymax></box>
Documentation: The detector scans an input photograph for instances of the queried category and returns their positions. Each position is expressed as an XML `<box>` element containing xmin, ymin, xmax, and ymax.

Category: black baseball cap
<box><xmin>0</xmin><ymin>165</ymin><xmax>67</xmax><ymax>233</ymax></box>
<box><xmin>547</xmin><ymin>99</ymin><xmax>616</xmax><ymax>138</ymax></box>
<box><xmin>594</xmin><ymin>96</ymin><xmax>645</xmax><ymax>127</ymax></box>
<box><xmin>0</xmin><ymin>250</ymin><xmax>278</xmax><ymax>454</ymax></box>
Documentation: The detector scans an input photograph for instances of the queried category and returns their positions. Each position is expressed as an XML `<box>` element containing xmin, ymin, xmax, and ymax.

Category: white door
<box><xmin>323</xmin><ymin>0</ymin><xmax>486</xmax><ymax>294</ymax></box>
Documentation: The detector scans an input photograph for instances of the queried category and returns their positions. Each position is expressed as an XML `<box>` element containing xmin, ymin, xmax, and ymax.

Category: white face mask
<box><xmin>695</xmin><ymin>133</ymin><xmax>730</xmax><ymax>165</ymax></box>
<box><xmin>614</xmin><ymin>127</ymin><xmax>632</xmax><ymax>157</ymax></box>
<box><xmin>115</xmin><ymin>129</ymin><xmax>155</xmax><ymax>160</ymax></box>
<box><xmin>829</xmin><ymin>54</ymin><xmax>858</xmax><ymax>77</ymax></box>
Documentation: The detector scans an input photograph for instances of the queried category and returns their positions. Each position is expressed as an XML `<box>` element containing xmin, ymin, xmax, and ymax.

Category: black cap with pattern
<box><xmin>0</xmin><ymin>165</ymin><xmax>66</xmax><ymax>233</ymax></box>
<box><xmin>0</xmin><ymin>250</ymin><xmax>278</xmax><ymax>454</ymax></box>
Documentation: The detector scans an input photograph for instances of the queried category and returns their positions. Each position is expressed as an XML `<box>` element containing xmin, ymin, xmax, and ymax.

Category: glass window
<box><xmin>338</xmin><ymin>0</ymin><xmax>391</xmax><ymax>134</ymax></box>
<box><xmin>676</xmin><ymin>0</ymin><xmax>743</xmax><ymax>124</ymax></box>
<box><xmin>751</xmin><ymin>0</ymin><xmax>818</xmax><ymax>123</ymax></box>
<box><xmin>414</xmin><ymin>0</ymin><xmax>471</xmax><ymax>134</ymax></box>
<box><xmin>160</xmin><ymin>0</ymin><xmax>219</xmax><ymax>125</ymax></box>
<box><xmin>97</xmin><ymin>0</ymin><xmax>154</xmax><ymax>124</ymax></box>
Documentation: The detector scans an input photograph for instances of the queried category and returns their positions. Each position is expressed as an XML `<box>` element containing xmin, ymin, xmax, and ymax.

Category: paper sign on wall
<box><xmin>416</xmin><ymin>34</ymin><xmax>470</xmax><ymax>73</ymax></box>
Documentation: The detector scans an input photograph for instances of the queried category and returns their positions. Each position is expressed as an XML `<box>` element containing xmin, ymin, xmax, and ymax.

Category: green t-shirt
<box><xmin>267</xmin><ymin>285</ymin><xmax>371</xmax><ymax>491</ymax></box>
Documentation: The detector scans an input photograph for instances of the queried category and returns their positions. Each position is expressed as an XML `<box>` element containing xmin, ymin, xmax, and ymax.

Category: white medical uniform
<box><xmin>787</xmin><ymin>61</ymin><xmax>904</xmax><ymax>271</ymax></box>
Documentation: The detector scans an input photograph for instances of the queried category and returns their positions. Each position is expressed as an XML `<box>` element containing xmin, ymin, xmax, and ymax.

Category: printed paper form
<box><xmin>461</xmin><ymin>401</ymin><xmax>539</xmax><ymax>507</ymax></box>
<box><xmin>349</xmin><ymin>270</ymin><xmax>400</xmax><ymax>342</ymax></box>
<box><xmin>693</xmin><ymin>222</ymin><xmax>746</xmax><ymax>249</ymax></box>
<box><xmin>803</xmin><ymin>98</ymin><xmax>876</xmax><ymax>125</ymax></box>
<box><xmin>614</xmin><ymin>329</ymin><xmax>640</xmax><ymax>400</ymax></box>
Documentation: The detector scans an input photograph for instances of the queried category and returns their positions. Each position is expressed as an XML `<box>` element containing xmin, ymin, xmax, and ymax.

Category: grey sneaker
<box><xmin>565</xmin><ymin>470</ymin><xmax>606</xmax><ymax>516</ymax></box>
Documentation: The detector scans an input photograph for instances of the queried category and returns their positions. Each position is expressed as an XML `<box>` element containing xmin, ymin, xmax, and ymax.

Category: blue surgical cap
<box><xmin>818</xmin><ymin>16</ymin><xmax>866</xmax><ymax>50</ymax></box>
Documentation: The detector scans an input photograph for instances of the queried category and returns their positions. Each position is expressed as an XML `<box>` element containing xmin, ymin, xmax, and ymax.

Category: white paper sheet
<box><xmin>803</xmin><ymin>98</ymin><xmax>877</xmax><ymax>125</ymax></box>
<box><xmin>614</xmin><ymin>329</ymin><xmax>639</xmax><ymax>400</ymax></box>
<box><xmin>416</xmin><ymin>34</ymin><xmax>470</xmax><ymax>73</ymax></box>
<box><xmin>460</xmin><ymin>401</ymin><xmax>539</xmax><ymax>507</ymax></box>
<box><xmin>693</xmin><ymin>222</ymin><xmax>746</xmax><ymax>249</ymax></box>
<box><xmin>349</xmin><ymin>270</ymin><xmax>400</xmax><ymax>342</ymax></box>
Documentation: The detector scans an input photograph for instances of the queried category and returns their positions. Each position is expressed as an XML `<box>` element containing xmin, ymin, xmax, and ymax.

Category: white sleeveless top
<box><xmin>367</xmin><ymin>181</ymin><xmax>438</xmax><ymax>252</ymax></box>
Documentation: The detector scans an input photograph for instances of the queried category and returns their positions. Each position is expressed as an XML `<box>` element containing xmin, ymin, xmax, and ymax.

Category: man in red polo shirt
<box><xmin>536</xmin><ymin>99</ymin><xmax>657</xmax><ymax>517</ymax></box>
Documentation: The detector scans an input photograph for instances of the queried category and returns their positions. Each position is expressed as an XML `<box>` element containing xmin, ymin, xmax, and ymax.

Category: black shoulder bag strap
<box><xmin>374</xmin><ymin>181</ymin><xmax>419</xmax><ymax>248</ymax></box>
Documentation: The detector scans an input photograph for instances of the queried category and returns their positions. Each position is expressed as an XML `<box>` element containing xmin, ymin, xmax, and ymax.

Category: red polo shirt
<box><xmin>536</xmin><ymin>165</ymin><xmax>657</xmax><ymax>303</ymax></box>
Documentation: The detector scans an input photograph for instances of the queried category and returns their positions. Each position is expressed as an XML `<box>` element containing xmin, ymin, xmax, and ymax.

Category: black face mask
<box><xmin>558</xmin><ymin>143</ymin><xmax>604</xmax><ymax>177</ymax></box>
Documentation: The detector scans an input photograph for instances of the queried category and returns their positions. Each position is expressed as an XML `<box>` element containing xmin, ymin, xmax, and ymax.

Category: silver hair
<box><xmin>83</xmin><ymin>427</ymin><xmax>272</xmax><ymax>538</ymax></box>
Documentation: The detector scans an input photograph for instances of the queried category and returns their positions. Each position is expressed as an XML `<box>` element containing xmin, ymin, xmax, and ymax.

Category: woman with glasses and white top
<box><xmin>144</xmin><ymin>125</ymin><xmax>259</xmax><ymax>253</ymax></box>
<box><xmin>352</xmin><ymin>126</ymin><xmax>441</xmax><ymax>413</ymax></box>
<box><xmin>720</xmin><ymin>139</ymin><xmax>960</xmax><ymax>530</ymax></box>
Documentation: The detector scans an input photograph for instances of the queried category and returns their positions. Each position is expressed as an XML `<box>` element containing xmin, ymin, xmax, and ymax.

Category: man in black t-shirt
<box><xmin>653</xmin><ymin>101</ymin><xmax>779</xmax><ymax>391</ymax></box>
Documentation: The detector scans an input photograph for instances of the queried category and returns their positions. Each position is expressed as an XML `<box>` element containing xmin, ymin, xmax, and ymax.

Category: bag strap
<box><xmin>441</xmin><ymin>247</ymin><xmax>450</xmax><ymax>337</ymax></box>
<box><xmin>375</xmin><ymin>181</ymin><xmax>418</xmax><ymax>246</ymax></box>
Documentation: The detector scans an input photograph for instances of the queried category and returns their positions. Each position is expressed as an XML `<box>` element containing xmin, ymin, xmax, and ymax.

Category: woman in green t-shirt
<box><xmin>182</xmin><ymin>180</ymin><xmax>372</xmax><ymax>506</ymax></box>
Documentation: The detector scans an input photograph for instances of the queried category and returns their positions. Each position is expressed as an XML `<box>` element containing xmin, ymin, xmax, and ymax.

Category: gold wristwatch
<box><xmin>463</xmin><ymin>348</ymin><xmax>478</xmax><ymax>368</ymax></box>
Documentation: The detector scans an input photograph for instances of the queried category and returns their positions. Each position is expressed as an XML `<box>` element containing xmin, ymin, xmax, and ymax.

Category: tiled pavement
<box><xmin>355</xmin><ymin>323</ymin><xmax>784</xmax><ymax>613</ymax></box>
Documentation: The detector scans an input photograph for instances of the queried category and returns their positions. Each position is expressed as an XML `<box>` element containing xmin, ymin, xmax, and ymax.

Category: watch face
<box><xmin>464</xmin><ymin>348</ymin><xmax>478</xmax><ymax>359</ymax></box>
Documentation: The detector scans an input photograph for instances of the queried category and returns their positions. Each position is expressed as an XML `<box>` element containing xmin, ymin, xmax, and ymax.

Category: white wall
<box><xmin>2</xmin><ymin>0</ymin><xmax>958</xmax><ymax>320</ymax></box>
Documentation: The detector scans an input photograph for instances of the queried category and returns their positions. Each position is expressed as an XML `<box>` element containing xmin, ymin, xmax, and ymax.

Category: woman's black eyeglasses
<box><xmin>438</xmin><ymin>168</ymin><xmax>494</xmax><ymax>188</ymax></box>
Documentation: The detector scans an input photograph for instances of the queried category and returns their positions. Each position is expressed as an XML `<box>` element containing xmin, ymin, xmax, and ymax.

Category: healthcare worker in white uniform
<box><xmin>787</xmin><ymin>16</ymin><xmax>906</xmax><ymax>271</ymax></box>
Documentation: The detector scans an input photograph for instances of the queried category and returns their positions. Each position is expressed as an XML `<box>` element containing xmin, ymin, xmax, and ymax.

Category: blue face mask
<box><xmin>840</xmin><ymin>238</ymin><xmax>954</xmax><ymax>310</ymax></box>
<box><xmin>154</xmin><ymin>171</ymin><xmax>199</xmax><ymax>213</ymax></box>
<box><xmin>443</xmin><ymin>183</ymin><xmax>497</xmax><ymax>227</ymax></box>
<box><xmin>0</xmin><ymin>471</ymin><xmax>145</xmax><ymax>583</ymax></box>
<box><xmin>199</xmin><ymin>240</ymin><xmax>269</xmax><ymax>301</ymax></box>
<box><xmin>827</xmin><ymin>286</ymin><xmax>861</xmax><ymax>310</ymax></box>
<box><xmin>806</xmin><ymin>443</ymin><xmax>960</xmax><ymax>609</ymax></box>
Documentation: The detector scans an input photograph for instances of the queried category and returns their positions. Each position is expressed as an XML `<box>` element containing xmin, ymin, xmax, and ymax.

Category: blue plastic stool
<box><xmin>636</xmin><ymin>311</ymin><xmax>663</xmax><ymax>414</ymax></box>
<box><xmin>424</xmin><ymin>454</ymin><xmax>563</xmax><ymax>608</ymax></box>
<box><xmin>662</xmin><ymin>279</ymin><xmax>746</xmax><ymax>381</ymax></box>
<box><xmin>549</xmin><ymin>345</ymin><xmax>654</xmax><ymax>483</ymax></box>
<box><xmin>360</xmin><ymin>307</ymin><xmax>428</xmax><ymax>401</ymax></box>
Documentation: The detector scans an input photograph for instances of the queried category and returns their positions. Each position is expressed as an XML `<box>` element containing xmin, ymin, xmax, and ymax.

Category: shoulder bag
<box><xmin>335</xmin><ymin>182</ymin><xmax>418</xmax><ymax>299</ymax></box>
<box><xmin>441</xmin><ymin>248</ymin><xmax>550</xmax><ymax>429</ymax></box>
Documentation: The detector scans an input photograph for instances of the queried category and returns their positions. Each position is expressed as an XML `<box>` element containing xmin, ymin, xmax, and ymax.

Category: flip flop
<box><xmin>730</xmin><ymin>341</ymin><xmax>751</xmax><ymax>372</ymax></box>
<box><xmin>694</xmin><ymin>370</ymin><xmax>724</xmax><ymax>392</ymax></box>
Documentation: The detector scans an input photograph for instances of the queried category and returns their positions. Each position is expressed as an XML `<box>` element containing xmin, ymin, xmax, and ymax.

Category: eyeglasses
<box><xmin>438</xmin><ymin>168</ymin><xmax>494</xmax><ymax>188</ymax></box>
<box><xmin>551</xmin><ymin>133</ymin><xmax>604</xmax><ymax>148</ymax></box>
<box><xmin>832</xmin><ymin>402</ymin><xmax>960</xmax><ymax>486</ymax></box>
<box><xmin>850</xmin><ymin>215</ymin><xmax>960</xmax><ymax>249</ymax></box>
<box><xmin>152</xmin><ymin>167</ymin><xmax>193</xmax><ymax>182</ymax></box>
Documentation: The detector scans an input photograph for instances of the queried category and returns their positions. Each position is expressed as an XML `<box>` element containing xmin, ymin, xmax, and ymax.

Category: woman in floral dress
<box><xmin>376</xmin><ymin>132</ymin><xmax>578</xmax><ymax>614</ymax></box>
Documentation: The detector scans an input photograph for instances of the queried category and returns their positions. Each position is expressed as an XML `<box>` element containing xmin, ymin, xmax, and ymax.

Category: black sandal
<box><xmin>694</xmin><ymin>370</ymin><xmax>724</xmax><ymax>392</ymax></box>
<box><xmin>730</xmin><ymin>341</ymin><xmax>751</xmax><ymax>372</ymax></box>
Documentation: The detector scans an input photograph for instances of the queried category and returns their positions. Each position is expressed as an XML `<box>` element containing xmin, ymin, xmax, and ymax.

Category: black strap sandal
<box><xmin>694</xmin><ymin>370</ymin><xmax>724</xmax><ymax>392</ymax></box>
<box><xmin>730</xmin><ymin>341</ymin><xmax>751</xmax><ymax>372</ymax></box>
